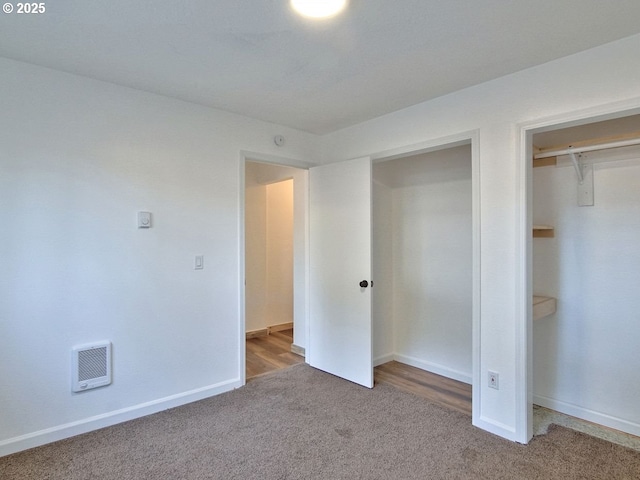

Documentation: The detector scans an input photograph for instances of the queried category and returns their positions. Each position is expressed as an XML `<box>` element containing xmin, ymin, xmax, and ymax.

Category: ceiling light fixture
<box><xmin>290</xmin><ymin>0</ymin><xmax>347</xmax><ymax>19</ymax></box>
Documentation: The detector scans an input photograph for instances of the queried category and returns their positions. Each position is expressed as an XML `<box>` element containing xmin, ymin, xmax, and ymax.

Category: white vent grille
<box><xmin>72</xmin><ymin>342</ymin><xmax>112</xmax><ymax>392</ymax></box>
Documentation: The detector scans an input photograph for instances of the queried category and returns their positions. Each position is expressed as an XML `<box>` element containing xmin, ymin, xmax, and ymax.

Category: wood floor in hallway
<box><xmin>246</xmin><ymin>329</ymin><xmax>304</xmax><ymax>379</ymax></box>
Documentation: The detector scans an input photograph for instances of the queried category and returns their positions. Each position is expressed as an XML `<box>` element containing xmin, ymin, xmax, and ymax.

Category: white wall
<box><xmin>532</xmin><ymin>147</ymin><xmax>640</xmax><ymax>436</ymax></box>
<box><xmin>244</xmin><ymin>165</ymin><xmax>268</xmax><ymax>332</ymax></box>
<box><xmin>372</xmin><ymin>180</ymin><xmax>394</xmax><ymax>362</ymax></box>
<box><xmin>244</xmin><ymin>176</ymin><xmax>294</xmax><ymax>331</ymax></box>
<box><xmin>265</xmin><ymin>179</ymin><xmax>294</xmax><ymax>327</ymax></box>
<box><xmin>372</xmin><ymin>146</ymin><xmax>473</xmax><ymax>383</ymax></box>
<box><xmin>0</xmin><ymin>58</ymin><xmax>319</xmax><ymax>455</ymax></box>
<box><xmin>243</xmin><ymin>161</ymin><xmax>308</xmax><ymax>349</ymax></box>
<box><xmin>290</xmin><ymin>172</ymin><xmax>308</xmax><ymax>351</ymax></box>
<box><xmin>321</xmin><ymin>34</ymin><xmax>640</xmax><ymax>441</ymax></box>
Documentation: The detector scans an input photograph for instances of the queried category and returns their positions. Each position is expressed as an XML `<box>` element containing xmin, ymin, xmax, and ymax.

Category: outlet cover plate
<box><xmin>488</xmin><ymin>371</ymin><xmax>499</xmax><ymax>390</ymax></box>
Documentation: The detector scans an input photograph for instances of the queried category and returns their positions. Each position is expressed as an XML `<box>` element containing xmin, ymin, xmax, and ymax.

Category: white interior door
<box><xmin>308</xmin><ymin>157</ymin><xmax>373</xmax><ymax>388</ymax></box>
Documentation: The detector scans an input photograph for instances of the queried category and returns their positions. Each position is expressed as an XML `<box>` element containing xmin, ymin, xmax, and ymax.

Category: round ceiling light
<box><xmin>290</xmin><ymin>0</ymin><xmax>347</xmax><ymax>19</ymax></box>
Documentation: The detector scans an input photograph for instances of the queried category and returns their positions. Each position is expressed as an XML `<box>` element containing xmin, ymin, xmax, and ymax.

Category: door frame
<box><xmin>515</xmin><ymin>98</ymin><xmax>640</xmax><ymax>443</ymax></box>
<box><xmin>238</xmin><ymin>150</ymin><xmax>314</xmax><ymax>385</ymax></box>
<box><xmin>369</xmin><ymin>130</ymin><xmax>481</xmax><ymax>425</ymax></box>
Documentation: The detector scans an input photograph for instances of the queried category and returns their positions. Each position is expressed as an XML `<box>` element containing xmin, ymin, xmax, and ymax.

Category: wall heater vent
<box><xmin>72</xmin><ymin>342</ymin><xmax>112</xmax><ymax>392</ymax></box>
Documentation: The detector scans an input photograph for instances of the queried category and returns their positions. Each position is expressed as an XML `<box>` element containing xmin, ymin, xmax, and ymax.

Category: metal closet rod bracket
<box><xmin>567</xmin><ymin>147</ymin><xmax>584</xmax><ymax>185</ymax></box>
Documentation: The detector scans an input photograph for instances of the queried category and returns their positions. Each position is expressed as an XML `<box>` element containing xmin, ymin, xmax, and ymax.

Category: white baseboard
<box><xmin>269</xmin><ymin>322</ymin><xmax>294</xmax><ymax>333</ymax></box>
<box><xmin>246</xmin><ymin>328</ymin><xmax>268</xmax><ymax>339</ymax></box>
<box><xmin>246</xmin><ymin>322</ymin><xmax>293</xmax><ymax>339</ymax></box>
<box><xmin>393</xmin><ymin>354</ymin><xmax>472</xmax><ymax>385</ymax></box>
<box><xmin>473</xmin><ymin>416</ymin><xmax>517</xmax><ymax>442</ymax></box>
<box><xmin>290</xmin><ymin>343</ymin><xmax>305</xmax><ymax>357</ymax></box>
<box><xmin>0</xmin><ymin>378</ymin><xmax>242</xmax><ymax>458</ymax></box>
<box><xmin>373</xmin><ymin>353</ymin><xmax>394</xmax><ymax>367</ymax></box>
<box><xmin>534</xmin><ymin>394</ymin><xmax>640</xmax><ymax>438</ymax></box>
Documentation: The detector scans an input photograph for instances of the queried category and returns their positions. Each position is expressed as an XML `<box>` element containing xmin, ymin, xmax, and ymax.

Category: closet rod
<box><xmin>534</xmin><ymin>137</ymin><xmax>640</xmax><ymax>160</ymax></box>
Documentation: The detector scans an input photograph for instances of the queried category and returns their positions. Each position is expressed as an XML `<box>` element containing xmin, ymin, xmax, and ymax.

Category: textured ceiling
<box><xmin>2</xmin><ymin>1</ymin><xmax>640</xmax><ymax>134</ymax></box>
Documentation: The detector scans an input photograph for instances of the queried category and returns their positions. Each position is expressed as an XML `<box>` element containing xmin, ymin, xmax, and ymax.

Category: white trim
<box><xmin>269</xmin><ymin>322</ymin><xmax>294</xmax><ymax>333</ymax></box>
<box><xmin>473</xmin><ymin>416</ymin><xmax>517</xmax><ymax>442</ymax></box>
<box><xmin>393</xmin><ymin>354</ymin><xmax>472</xmax><ymax>385</ymax></box>
<box><xmin>370</xmin><ymin>130</ymin><xmax>475</xmax><ymax>163</ymax></box>
<box><xmin>514</xmin><ymin>126</ymin><xmax>533</xmax><ymax>444</ymax></box>
<box><xmin>238</xmin><ymin>152</ymin><xmax>247</xmax><ymax>386</ymax></box>
<box><xmin>534</xmin><ymin>395</ymin><xmax>640</xmax><ymax>438</ymax></box>
<box><xmin>373</xmin><ymin>353</ymin><xmax>394</xmax><ymax>367</ymax></box>
<box><xmin>469</xmin><ymin>130</ymin><xmax>482</xmax><ymax>433</ymax></box>
<box><xmin>521</xmin><ymin>98</ymin><xmax>640</xmax><ymax>135</ymax></box>
<box><xmin>291</xmin><ymin>343</ymin><xmax>306</xmax><ymax>357</ymax></box>
<box><xmin>516</xmin><ymin>96</ymin><xmax>640</xmax><ymax>446</ymax></box>
<box><xmin>0</xmin><ymin>378</ymin><xmax>241</xmax><ymax>458</ymax></box>
<box><xmin>303</xmin><ymin>167</ymin><xmax>311</xmax><ymax>366</ymax></box>
<box><xmin>240</xmin><ymin>150</ymin><xmax>316</xmax><ymax>170</ymax></box>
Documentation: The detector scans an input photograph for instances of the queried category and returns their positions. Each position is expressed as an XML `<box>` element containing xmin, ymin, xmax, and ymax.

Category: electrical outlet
<box><xmin>488</xmin><ymin>371</ymin><xmax>499</xmax><ymax>390</ymax></box>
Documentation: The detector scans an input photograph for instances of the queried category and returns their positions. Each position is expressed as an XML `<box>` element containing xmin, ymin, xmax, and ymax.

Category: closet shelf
<box><xmin>533</xmin><ymin>225</ymin><xmax>554</xmax><ymax>238</ymax></box>
<box><xmin>533</xmin><ymin>296</ymin><xmax>557</xmax><ymax>321</ymax></box>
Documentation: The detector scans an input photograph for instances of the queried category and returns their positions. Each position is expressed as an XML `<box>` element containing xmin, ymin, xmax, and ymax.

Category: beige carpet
<box><xmin>1</xmin><ymin>364</ymin><xmax>639</xmax><ymax>479</ymax></box>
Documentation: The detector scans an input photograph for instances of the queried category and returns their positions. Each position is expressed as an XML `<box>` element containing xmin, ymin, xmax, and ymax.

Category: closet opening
<box><xmin>372</xmin><ymin>141</ymin><xmax>474</xmax><ymax>416</ymax></box>
<box><xmin>244</xmin><ymin>160</ymin><xmax>307</xmax><ymax>379</ymax></box>
<box><xmin>527</xmin><ymin>112</ymin><xmax>640</xmax><ymax>444</ymax></box>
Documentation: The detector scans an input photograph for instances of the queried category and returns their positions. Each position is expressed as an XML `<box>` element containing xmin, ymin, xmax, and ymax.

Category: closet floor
<box><xmin>533</xmin><ymin>405</ymin><xmax>640</xmax><ymax>452</ymax></box>
<box><xmin>374</xmin><ymin>361</ymin><xmax>472</xmax><ymax>416</ymax></box>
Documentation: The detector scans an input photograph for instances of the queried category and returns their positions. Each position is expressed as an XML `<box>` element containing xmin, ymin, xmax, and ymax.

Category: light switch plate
<box><xmin>195</xmin><ymin>255</ymin><xmax>204</xmax><ymax>270</ymax></box>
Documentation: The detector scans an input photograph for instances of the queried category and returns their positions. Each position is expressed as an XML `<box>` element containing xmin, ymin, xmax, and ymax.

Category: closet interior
<box><xmin>531</xmin><ymin>114</ymin><xmax>640</xmax><ymax>437</ymax></box>
<box><xmin>372</xmin><ymin>143</ymin><xmax>473</xmax><ymax>385</ymax></box>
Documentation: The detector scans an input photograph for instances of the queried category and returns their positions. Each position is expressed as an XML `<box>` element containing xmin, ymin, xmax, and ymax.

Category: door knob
<box><xmin>359</xmin><ymin>280</ymin><xmax>369</xmax><ymax>288</ymax></box>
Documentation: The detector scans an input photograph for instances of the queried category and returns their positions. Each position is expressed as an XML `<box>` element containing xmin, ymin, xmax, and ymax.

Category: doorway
<box><xmin>370</xmin><ymin>141</ymin><xmax>474</xmax><ymax>414</ymax></box>
<box><xmin>521</xmin><ymin>106</ymin><xmax>640</xmax><ymax>442</ymax></box>
<box><xmin>244</xmin><ymin>159</ymin><xmax>308</xmax><ymax>379</ymax></box>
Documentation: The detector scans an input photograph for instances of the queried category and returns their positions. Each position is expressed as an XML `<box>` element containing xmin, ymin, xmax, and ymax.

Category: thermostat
<box><xmin>138</xmin><ymin>211</ymin><xmax>152</xmax><ymax>228</ymax></box>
